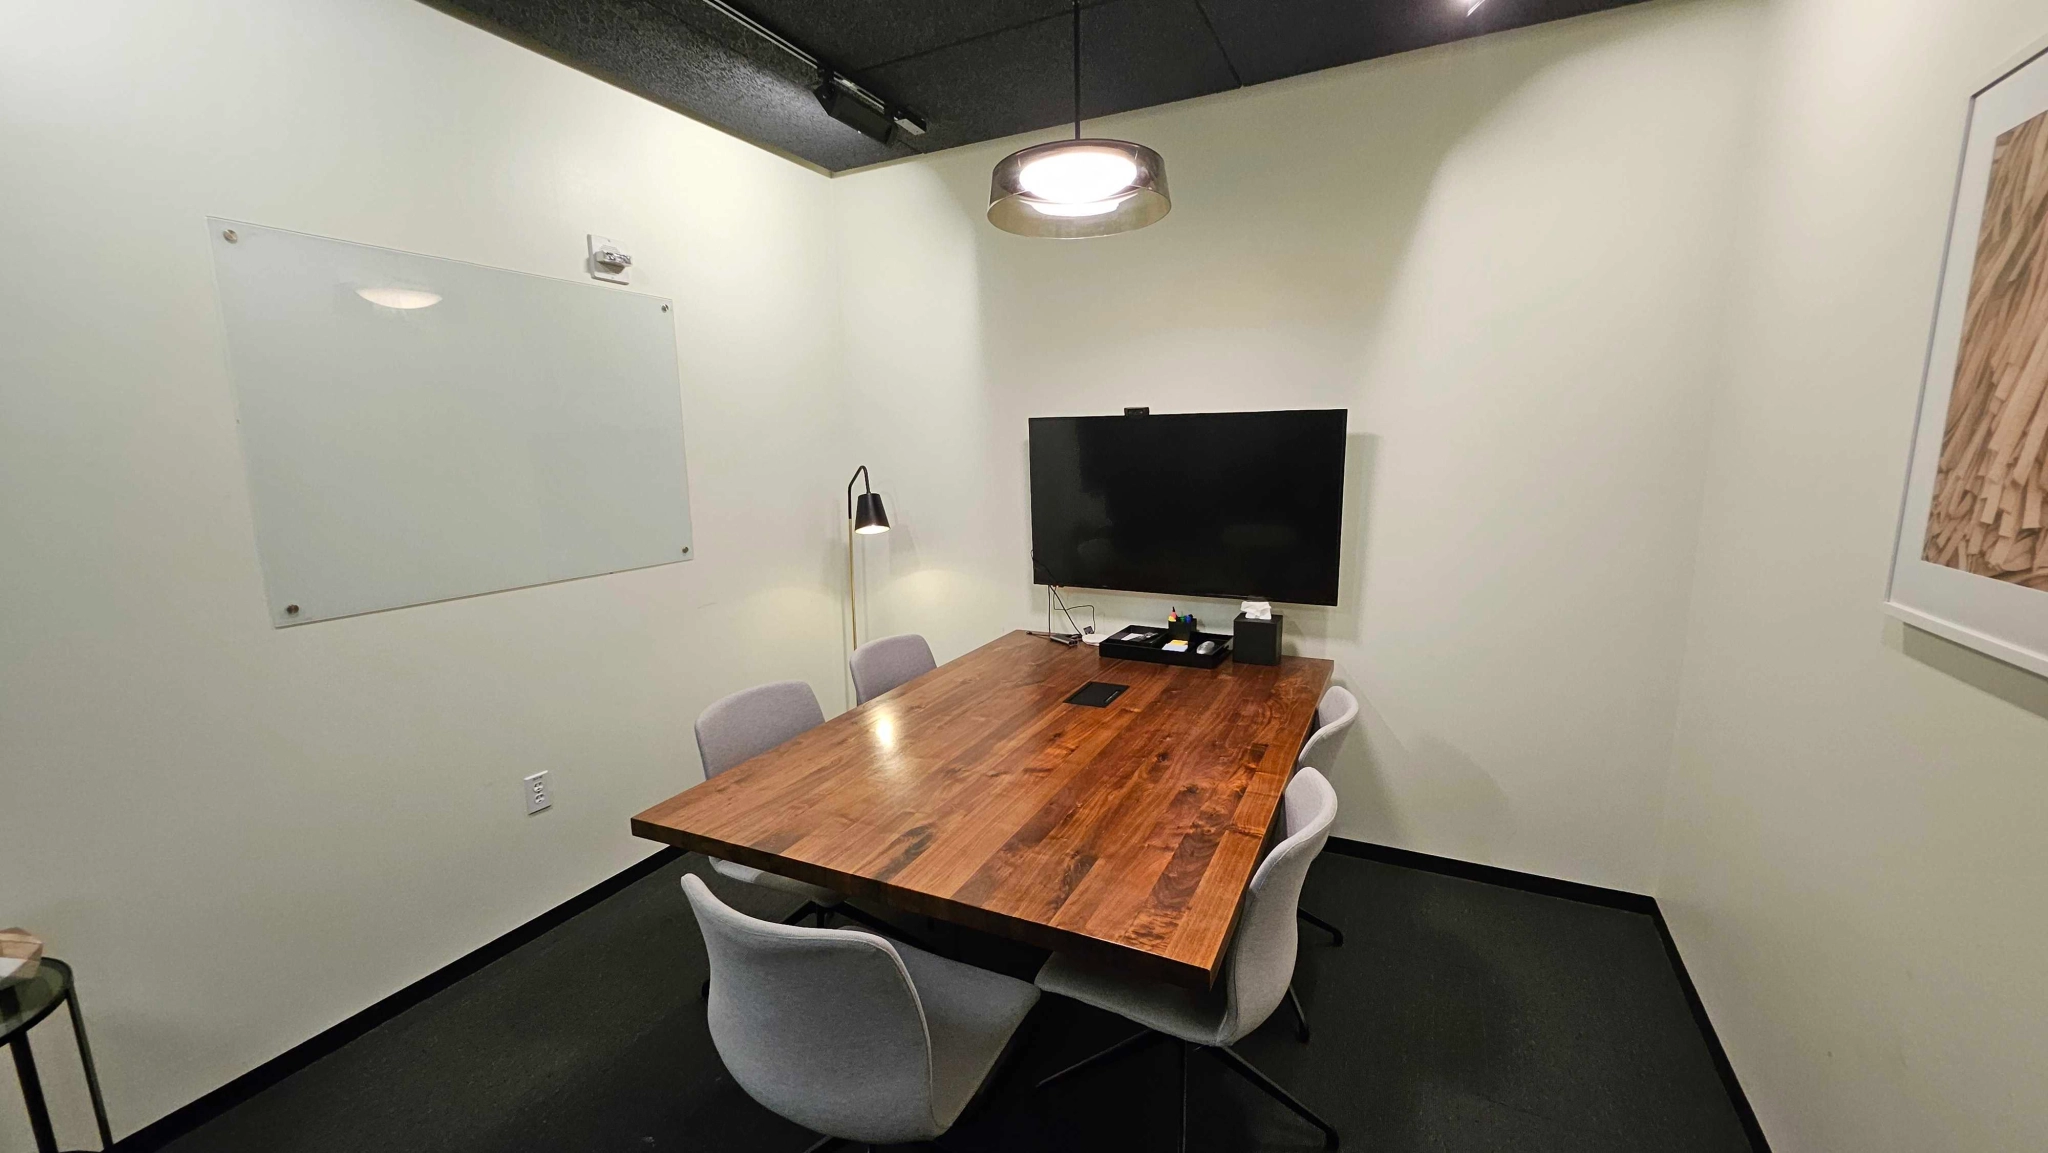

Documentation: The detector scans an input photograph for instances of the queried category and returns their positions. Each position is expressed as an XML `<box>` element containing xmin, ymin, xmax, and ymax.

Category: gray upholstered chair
<box><xmin>1033</xmin><ymin>768</ymin><xmax>1341</xmax><ymax>1150</ymax></box>
<box><xmin>682</xmin><ymin>874</ymin><xmax>1040</xmax><ymax>1150</ymax></box>
<box><xmin>694</xmin><ymin>682</ymin><xmax>903</xmax><ymax>942</ymax></box>
<box><xmin>1293</xmin><ymin>684</ymin><xmax>1357</xmax><ymax>952</ymax></box>
<box><xmin>849</xmin><ymin>633</ymin><xmax>937</xmax><ymax>705</ymax></box>
<box><xmin>1296</xmin><ymin>685</ymin><xmax>1358</xmax><ymax>779</ymax></box>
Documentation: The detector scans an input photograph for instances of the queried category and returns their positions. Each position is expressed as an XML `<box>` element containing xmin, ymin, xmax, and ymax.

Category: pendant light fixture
<box><xmin>987</xmin><ymin>1</ymin><xmax>1171</xmax><ymax>238</ymax></box>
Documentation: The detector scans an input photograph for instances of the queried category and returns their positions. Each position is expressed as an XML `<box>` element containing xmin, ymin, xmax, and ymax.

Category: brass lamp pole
<box><xmin>846</xmin><ymin>465</ymin><xmax>891</xmax><ymax>649</ymax></box>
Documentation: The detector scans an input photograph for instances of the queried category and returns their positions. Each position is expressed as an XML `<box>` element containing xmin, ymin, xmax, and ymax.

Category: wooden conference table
<box><xmin>631</xmin><ymin>630</ymin><xmax>1333</xmax><ymax>988</ymax></box>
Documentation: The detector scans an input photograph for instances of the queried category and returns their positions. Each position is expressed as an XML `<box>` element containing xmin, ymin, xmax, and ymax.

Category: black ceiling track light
<box><xmin>696</xmin><ymin>0</ymin><xmax>926</xmax><ymax>145</ymax></box>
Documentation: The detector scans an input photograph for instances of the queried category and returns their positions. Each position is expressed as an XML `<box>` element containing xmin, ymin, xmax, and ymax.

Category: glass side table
<box><xmin>1</xmin><ymin>959</ymin><xmax>112</xmax><ymax>1152</ymax></box>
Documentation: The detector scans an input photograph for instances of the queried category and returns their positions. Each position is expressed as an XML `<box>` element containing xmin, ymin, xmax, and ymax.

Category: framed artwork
<box><xmin>1888</xmin><ymin>37</ymin><xmax>2048</xmax><ymax>678</ymax></box>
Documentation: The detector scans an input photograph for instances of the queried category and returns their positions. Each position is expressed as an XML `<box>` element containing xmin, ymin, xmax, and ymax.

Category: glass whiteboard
<box><xmin>208</xmin><ymin>219</ymin><xmax>692</xmax><ymax>626</ymax></box>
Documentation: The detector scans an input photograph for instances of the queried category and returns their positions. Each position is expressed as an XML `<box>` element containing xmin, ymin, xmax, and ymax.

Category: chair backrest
<box><xmin>681</xmin><ymin>874</ymin><xmax>944</xmax><ymax>1144</ymax></box>
<box><xmin>1296</xmin><ymin>685</ymin><xmax>1358</xmax><ymax>773</ymax></box>
<box><xmin>849</xmin><ymin>633</ymin><xmax>938</xmax><ymax>705</ymax></box>
<box><xmin>695</xmin><ymin>680</ymin><xmax>826</xmax><ymax>780</ymax></box>
<box><xmin>1219</xmin><ymin>768</ymin><xmax>1338</xmax><ymax>1045</ymax></box>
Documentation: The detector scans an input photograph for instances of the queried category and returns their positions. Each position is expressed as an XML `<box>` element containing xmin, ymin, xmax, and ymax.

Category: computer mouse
<box><xmin>1196</xmin><ymin>640</ymin><xmax>1217</xmax><ymax>655</ymax></box>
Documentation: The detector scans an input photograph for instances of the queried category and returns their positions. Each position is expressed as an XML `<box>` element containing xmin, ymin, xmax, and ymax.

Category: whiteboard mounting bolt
<box><xmin>681</xmin><ymin>546</ymin><xmax>690</xmax><ymax>555</ymax></box>
<box><xmin>662</xmin><ymin>304</ymin><xmax>670</xmax><ymax>312</ymax></box>
<box><xmin>285</xmin><ymin>604</ymin><xmax>299</xmax><ymax>615</ymax></box>
<box><xmin>222</xmin><ymin>229</ymin><xmax>238</xmax><ymax>242</ymax></box>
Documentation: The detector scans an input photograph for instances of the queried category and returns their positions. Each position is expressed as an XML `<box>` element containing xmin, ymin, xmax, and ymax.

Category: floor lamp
<box><xmin>846</xmin><ymin>466</ymin><xmax>890</xmax><ymax>649</ymax></box>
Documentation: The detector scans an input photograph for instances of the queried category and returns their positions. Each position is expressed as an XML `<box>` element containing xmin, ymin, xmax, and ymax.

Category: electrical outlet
<box><xmin>524</xmin><ymin>771</ymin><xmax>551</xmax><ymax>815</ymax></box>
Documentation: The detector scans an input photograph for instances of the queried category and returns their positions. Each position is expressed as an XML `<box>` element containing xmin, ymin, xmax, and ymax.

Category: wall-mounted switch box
<box><xmin>524</xmin><ymin>771</ymin><xmax>552</xmax><ymax>814</ymax></box>
<box><xmin>588</xmin><ymin>234</ymin><xmax>632</xmax><ymax>284</ymax></box>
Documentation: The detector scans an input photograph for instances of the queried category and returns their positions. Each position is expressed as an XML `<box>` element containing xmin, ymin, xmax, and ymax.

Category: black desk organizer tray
<box><xmin>1098</xmin><ymin>626</ymin><xmax>1233</xmax><ymax>669</ymax></box>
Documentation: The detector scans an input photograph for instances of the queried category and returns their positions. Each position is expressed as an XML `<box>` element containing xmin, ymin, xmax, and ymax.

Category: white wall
<box><xmin>0</xmin><ymin>0</ymin><xmax>848</xmax><ymax>1146</ymax></box>
<box><xmin>834</xmin><ymin>0</ymin><xmax>1762</xmax><ymax>894</ymax></box>
<box><xmin>1657</xmin><ymin>1</ymin><xmax>2048</xmax><ymax>1149</ymax></box>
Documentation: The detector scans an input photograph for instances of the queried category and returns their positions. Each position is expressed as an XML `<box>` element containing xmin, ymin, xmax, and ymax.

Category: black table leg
<box><xmin>65</xmin><ymin>990</ymin><xmax>114</xmax><ymax>1149</ymax></box>
<box><xmin>10</xmin><ymin>1032</ymin><xmax>59</xmax><ymax>1153</ymax></box>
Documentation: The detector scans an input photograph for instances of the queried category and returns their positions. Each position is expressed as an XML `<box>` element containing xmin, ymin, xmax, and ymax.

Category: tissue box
<box><xmin>1232</xmin><ymin>612</ymin><xmax>1283</xmax><ymax>665</ymax></box>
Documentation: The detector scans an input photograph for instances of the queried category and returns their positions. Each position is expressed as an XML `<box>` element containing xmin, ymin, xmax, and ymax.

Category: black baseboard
<box><xmin>1323</xmin><ymin>837</ymin><xmax>1771</xmax><ymax>1153</ymax></box>
<box><xmin>1323</xmin><ymin>836</ymin><xmax>1658</xmax><ymax>913</ymax></box>
<box><xmin>1645</xmin><ymin>904</ymin><xmax>1773</xmax><ymax>1153</ymax></box>
<box><xmin>113</xmin><ymin>848</ymin><xmax>683</xmax><ymax>1152</ymax></box>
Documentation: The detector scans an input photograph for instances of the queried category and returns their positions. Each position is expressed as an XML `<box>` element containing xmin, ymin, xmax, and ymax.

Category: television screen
<box><xmin>1028</xmin><ymin>409</ymin><xmax>1347</xmax><ymax>606</ymax></box>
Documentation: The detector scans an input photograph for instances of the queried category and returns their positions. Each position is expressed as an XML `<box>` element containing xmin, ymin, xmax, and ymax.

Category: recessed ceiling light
<box><xmin>356</xmin><ymin>287</ymin><xmax>442</xmax><ymax>309</ymax></box>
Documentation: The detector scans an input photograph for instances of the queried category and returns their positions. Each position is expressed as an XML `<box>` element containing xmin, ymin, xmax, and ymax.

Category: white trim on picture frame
<box><xmin>1885</xmin><ymin>29</ymin><xmax>2048</xmax><ymax>680</ymax></box>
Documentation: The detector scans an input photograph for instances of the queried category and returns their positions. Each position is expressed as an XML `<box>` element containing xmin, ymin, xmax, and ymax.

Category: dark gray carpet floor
<box><xmin>155</xmin><ymin>851</ymin><xmax>1757</xmax><ymax>1152</ymax></box>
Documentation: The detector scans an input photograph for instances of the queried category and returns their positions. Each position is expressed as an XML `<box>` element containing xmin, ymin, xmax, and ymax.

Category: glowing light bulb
<box><xmin>356</xmin><ymin>287</ymin><xmax>442</xmax><ymax>309</ymax></box>
<box><xmin>1028</xmin><ymin>194</ymin><xmax>1135</xmax><ymax>218</ymax></box>
<box><xmin>1018</xmin><ymin>147</ymin><xmax>1139</xmax><ymax>204</ymax></box>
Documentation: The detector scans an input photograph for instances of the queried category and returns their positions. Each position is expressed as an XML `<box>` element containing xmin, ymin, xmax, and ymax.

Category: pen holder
<box><xmin>1167</xmin><ymin>615</ymin><xmax>1197</xmax><ymax>643</ymax></box>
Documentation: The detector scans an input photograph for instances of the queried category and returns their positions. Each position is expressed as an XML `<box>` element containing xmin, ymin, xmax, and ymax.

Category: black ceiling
<box><xmin>427</xmin><ymin>0</ymin><xmax>1657</xmax><ymax>173</ymax></box>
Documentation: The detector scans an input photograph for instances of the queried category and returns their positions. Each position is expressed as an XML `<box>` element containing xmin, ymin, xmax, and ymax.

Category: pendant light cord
<box><xmin>1072</xmin><ymin>0</ymin><xmax>1081</xmax><ymax>140</ymax></box>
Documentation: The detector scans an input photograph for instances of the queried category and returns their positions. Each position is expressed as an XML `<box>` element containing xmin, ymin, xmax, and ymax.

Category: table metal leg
<box><xmin>65</xmin><ymin>990</ymin><xmax>114</xmax><ymax>1150</ymax></box>
<box><xmin>9</xmin><ymin>1033</ymin><xmax>59</xmax><ymax>1153</ymax></box>
<box><xmin>1177</xmin><ymin>1039</ymin><xmax>1189</xmax><ymax>1153</ymax></box>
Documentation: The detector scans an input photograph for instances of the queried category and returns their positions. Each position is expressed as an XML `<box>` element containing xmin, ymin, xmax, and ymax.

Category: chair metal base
<box><xmin>1212</xmin><ymin>1044</ymin><xmax>1339</xmax><ymax>1149</ymax></box>
<box><xmin>1035</xmin><ymin>1028</ymin><xmax>1164</xmax><ymax>1089</ymax></box>
<box><xmin>786</xmin><ymin>901</ymin><xmax>833</xmax><ymax>927</ymax></box>
<box><xmin>1298</xmin><ymin>908</ymin><xmax>1344</xmax><ymax>946</ymax></box>
<box><xmin>1285</xmin><ymin>983</ymin><xmax>1311</xmax><ymax>1043</ymax></box>
<box><xmin>1036</xmin><ymin>1028</ymin><xmax>1339</xmax><ymax>1149</ymax></box>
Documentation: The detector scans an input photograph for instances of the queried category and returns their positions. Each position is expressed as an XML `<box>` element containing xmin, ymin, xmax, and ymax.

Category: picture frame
<box><xmin>1887</xmin><ymin>34</ymin><xmax>2048</xmax><ymax>679</ymax></box>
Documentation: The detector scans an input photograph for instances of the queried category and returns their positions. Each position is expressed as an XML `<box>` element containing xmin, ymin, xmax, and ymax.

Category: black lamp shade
<box><xmin>853</xmin><ymin>491</ymin><xmax>890</xmax><ymax>534</ymax></box>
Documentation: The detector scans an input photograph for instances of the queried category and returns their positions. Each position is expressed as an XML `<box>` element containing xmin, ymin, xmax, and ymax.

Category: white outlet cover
<box><xmin>587</xmin><ymin>234</ymin><xmax>630</xmax><ymax>284</ymax></box>
<box><xmin>524</xmin><ymin>771</ymin><xmax>551</xmax><ymax>814</ymax></box>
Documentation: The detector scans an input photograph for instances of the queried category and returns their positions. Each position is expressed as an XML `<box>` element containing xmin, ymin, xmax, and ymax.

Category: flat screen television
<box><xmin>1028</xmin><ymin>409</ymin><xmax>1347</xmax><ymax>606</ymax></box>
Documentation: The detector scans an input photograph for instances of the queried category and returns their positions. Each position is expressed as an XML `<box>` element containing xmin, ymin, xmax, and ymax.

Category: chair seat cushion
<box><xmin>893</xmin><ymin>943</ymin><xmax>1040</xmax><ymax>1128</ymax></box>
<box><xmin>709</xmin><ymin>856</ymin><xmax>842</xmax><ymax>906</ymax></box>
<box><xmin>1034</xmin><ymin>952</ymin><xmax>1230</xmax><ymax>1047</ymax></box>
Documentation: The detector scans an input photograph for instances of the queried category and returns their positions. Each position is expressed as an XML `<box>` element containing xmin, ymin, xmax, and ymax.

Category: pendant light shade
<box><xmin>987</xmin><ymin>1</ymin><xmax>1171</xmax><ymax>239</ymax></box>
<box><xmin>987</xmin><ymin>139</ymin><xmax>1170</xmax><ymax>238</ymax></box>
